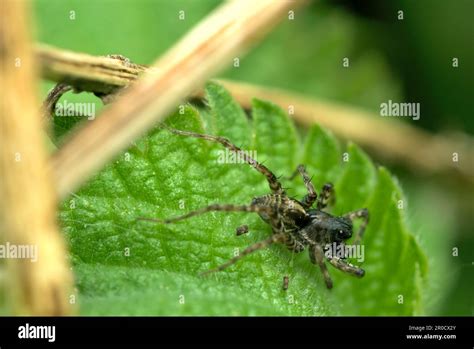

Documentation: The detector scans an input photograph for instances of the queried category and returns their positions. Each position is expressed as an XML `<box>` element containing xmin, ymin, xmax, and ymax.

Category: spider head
<box><xmin>308</xmin><ymin>210</ymin><xmax>353</xmax><ymax>243</ymax></box>
<box><xmin>330</xmin><ymin>216</ymin><xmax>353</xmax><ymax>242</ymax></box>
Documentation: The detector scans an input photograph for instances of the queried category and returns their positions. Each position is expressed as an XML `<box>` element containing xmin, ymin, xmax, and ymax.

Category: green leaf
<box><xmin>252</xmin><ymin>99</ymin><xmax>299</xmax><ymax>176</ymax></box>
<box><xmin>333</xmin><ymin>142</ymin><xmax>376</xmax><ymax>215</ymax></box>
<box><xmin>205</xmin><ymin>81</ymin><xmax>251</xmax><ymax>145</ymax></box>
<box><xmin>299</xmin><ymin>124</ymin><xmax>342</xmax><ymax>194</ymax></box>
<box><xmin>58</xmin><ymin>82</ymin><xmax>428</xmax><ymax>315</ymax></box>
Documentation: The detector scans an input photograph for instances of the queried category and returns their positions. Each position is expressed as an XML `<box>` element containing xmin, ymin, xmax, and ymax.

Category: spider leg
<box><xmin>282</xmin><ymin>275</ymin><xmax>289</xmax><ymax>291</ymax></box>
<box><xmin>288</xmin><ymin>164</ymin><xmax>317</xmax><ymax>209</ymax></box>
<box><xmin>163</xmin><ymin>126</ymin><xmax>283</xmax><ymax>194</ymax></box>
<box><xmin>200</xmin><ymin>233</ymin><xmax>286</xmax><ymax>276</ymax></box>
<box><xmin>327</xmin><ymin>256</ymin><xmax>365</xmax><ymax>278</ymax></box>
<box><xmin>138</xmin><ymin>204</ymin><xmax>273</xmax><ymax>224</ymax></box>
<box><xmin>309</xmin><ymin>244</ymin><xmax>333</xmax><ymax>289</ymax></box>
<box><xmin>282</xmin><ymin>231</ymin><xmax>305</xmax><ymax>252</ymax></box>
<box><xmin>343</xmin><ymin>208</ymin><xmax>369</xmax><ymax>245</ymax></box>
<box><xmin>316</xmin><ymin>183</ymin><xmax>334</xmax><ymax>210</ymax></box>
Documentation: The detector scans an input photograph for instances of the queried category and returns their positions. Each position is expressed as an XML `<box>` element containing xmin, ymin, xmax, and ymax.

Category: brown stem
<box><xmin>0</xmin><ymin>0</ymin><xmax>74</xmax><ymax>315</ymax></box>
<box><xmin>38</xmin><ymin>44</ymin><xmax>148</xmax><ymax>95</ymax></box>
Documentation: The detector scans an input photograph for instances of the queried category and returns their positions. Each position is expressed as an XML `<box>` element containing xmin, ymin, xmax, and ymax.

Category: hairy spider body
<box><xmin>140</xmin><ymin>126</ymin><xmax>369</xmax><ymax>289</ymax></box>
<box><xmin>252</xmin><ymin>194</ymin><xmax>309</xmax><ymax>252</ymax></box>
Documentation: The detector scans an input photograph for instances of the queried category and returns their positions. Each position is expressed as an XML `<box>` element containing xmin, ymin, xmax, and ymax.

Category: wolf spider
<box><xmin>140</xmin><ymin>126</ymin><xmax>369</xmax><ymax>289</ymax></box>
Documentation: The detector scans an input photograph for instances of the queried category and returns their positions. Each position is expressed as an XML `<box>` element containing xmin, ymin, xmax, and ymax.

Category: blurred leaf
<box><xmin>58</xmin><ymin>83</ymin><xmax>427</xmax><ymax>315</ymax></box>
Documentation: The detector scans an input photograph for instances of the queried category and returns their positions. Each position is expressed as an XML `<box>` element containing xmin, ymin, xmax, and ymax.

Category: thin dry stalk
<box><xmin>0</xmin><ymin>0</ymin><xmax>74</xmax><ymax>315</ymax></box>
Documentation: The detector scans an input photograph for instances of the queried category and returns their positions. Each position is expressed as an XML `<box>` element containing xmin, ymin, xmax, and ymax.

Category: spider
<box><xmin>140</xmin><ymin>126</ymin><xmax>369</xmax><ymax>289</ymax></box>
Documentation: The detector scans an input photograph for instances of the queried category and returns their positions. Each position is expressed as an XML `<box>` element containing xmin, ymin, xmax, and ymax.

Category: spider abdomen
<box><xmin>251</xmin><ymin>194</ymin><xmax>309</xmax><ymax>228</ymax></box>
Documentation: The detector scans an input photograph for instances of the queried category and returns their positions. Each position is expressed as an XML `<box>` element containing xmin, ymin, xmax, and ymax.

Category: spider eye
<box><xmin>338</xmin><ymin>230</ymin><xmax>344</xmax><ymax>235</ymax></box>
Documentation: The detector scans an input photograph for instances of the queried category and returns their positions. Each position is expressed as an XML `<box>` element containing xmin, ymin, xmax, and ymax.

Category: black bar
<box><xmin>0</xmin><ymin>316</ymin><xmax>471</xmax><ymax>347</ymax></box>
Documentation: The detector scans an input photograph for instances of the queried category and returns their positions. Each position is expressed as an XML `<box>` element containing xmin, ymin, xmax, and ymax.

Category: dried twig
<box><xmin>42</xmin><ymin>82</ymin><xmax>73</xmax><ymax>119</ymax></box>
<box><xmin>38</xmin><ymin>44</ymin><xmax>149</xmax><ymax>95</ymax></box>
<box><xmin>49</xmin><ymin>0</ymin><xmax>304</xmax><ymax>200</ymax></box>
<box><xmin>0</xmin><ymin>0</ymin><xmax>74</xmax><ymax>315</ymax></box>
<box><xmin>37</xmin><ymin>43</ymin><xmax>474</xmax><ymax>186</ymax></box>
